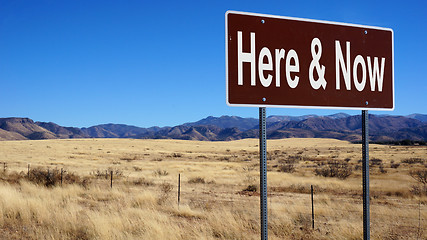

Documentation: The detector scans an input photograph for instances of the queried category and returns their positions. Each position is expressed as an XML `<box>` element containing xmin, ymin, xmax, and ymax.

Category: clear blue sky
<box><xmin>1</xmin><ymin>0</ymin><xmax>426</xmax><ymax>127</ymax></box>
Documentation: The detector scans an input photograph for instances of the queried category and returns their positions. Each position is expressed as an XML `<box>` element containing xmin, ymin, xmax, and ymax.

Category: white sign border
<box><xmin>225</xmin><ymin>10</ymin><xmax>395</xmax><ymax>111</ymax></box>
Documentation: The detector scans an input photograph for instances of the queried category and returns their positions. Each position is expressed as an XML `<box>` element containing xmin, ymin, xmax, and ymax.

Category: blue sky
<box><xmin>1</xmin><ymin>0</ymin><xmax>426</xmax><ymax>127</ymax></box>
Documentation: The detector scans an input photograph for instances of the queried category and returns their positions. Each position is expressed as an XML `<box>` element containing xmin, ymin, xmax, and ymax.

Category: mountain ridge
<box><xmin>0</xmin><ymin>113</ymin><xmax>426</xmax><ymax>142</ymax></box>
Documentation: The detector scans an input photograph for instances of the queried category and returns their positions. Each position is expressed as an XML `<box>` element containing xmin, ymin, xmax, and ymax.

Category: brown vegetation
<box><xmin>0</xmin><ymin>138</ymin><xmax>425</xmax><ymax>239</ymax></box>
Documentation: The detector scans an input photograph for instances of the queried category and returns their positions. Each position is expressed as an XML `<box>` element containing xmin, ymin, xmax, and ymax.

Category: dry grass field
<box><xmin>0</xmin><ymin>138</ymin><xmax>426</xmax><ymax>239</ymax></box>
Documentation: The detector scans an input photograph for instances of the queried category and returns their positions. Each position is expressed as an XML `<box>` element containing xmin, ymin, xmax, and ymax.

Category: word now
<box><xmin>237</xmin><ymin>32</ymin><xmax>386</xmax><ymax>92</ymax></box>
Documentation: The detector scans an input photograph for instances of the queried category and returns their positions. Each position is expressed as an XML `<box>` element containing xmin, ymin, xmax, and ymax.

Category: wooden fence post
<box><xmin>178</xmin><ymin>173</ymin><xmax>181</xmax><ymax>207</ymax></box>
<box><xmin>311</xmin><ymin>185</ymin><xmax>315</xmax><ymax>229</ymax></box>
<box><xmin>110</xmin><ymin>171</ymin><xmax>113</xmax><ymax>188</ymax></box>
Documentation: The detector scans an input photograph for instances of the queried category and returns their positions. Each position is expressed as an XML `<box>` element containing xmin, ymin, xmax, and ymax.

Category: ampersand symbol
<box><xmin>309</xmin><ymin>38</ymin><xmax>327</xmax><ymax>90</ymax></box>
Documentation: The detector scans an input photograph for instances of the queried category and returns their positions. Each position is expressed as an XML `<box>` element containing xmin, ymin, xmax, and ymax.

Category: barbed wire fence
<box><xmin>0</xmin><ymin>161</ymin><xmax>425</xmax><ymax>238</ymax></box>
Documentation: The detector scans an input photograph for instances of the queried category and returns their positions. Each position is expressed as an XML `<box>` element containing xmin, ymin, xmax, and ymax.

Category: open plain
<box><xmin>0</xmin><ymin>138</ymin><xmax>426</xmax><ymax>239</ymax></box>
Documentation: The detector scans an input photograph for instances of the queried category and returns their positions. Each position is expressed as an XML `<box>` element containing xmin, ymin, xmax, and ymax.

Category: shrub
<box><xmin>133</xmin><ymin>166</ymin><xmax>143</xmax><ymax>171</ymax></box>
<box><xmin>91</xmin><ymin>168</ymin><xmax>122</xmax><ymax>179</ymax></box>
<box><xmin>108</xmin><ymin>168</ymin><xmax>123</xmax><ymax>177</ymax></box>
<box><xmin>62</xmin><ymin>170</ymin><xmax>81</xmax><ymax>184</ymax></box>
<box><xmin>132</xmin><ymin>177</ymin><xmax>154</xmax><ymax>186</ymax></box>
<box><xmin>0</xmin><ymin>171</ymin><xmax>25</xmax><ymax>184</ymax></box>
<box><xmin>160</xmin><ymin>182</ymin><xmax>173</xmax><ymax>194</ymax></box>
<box><xmin>293</xmin><ymin>213</ymin><xmax>312</xmax><ymax>230</ymax></box>
<box><xmin>188</xmin><ymin>177</ymin><xmax>205</xmax><ymax>184</ymax></box>
<box><xmin>28</xmin><ymin>168</ymin><xmax>56</xmax><ymax>186</ymax></box>
<box><xmin>153</xmin><ymin>169</ymin><xmax>169</xmax><ymax>177</ymax></box>
<box><xmin>390</xmin><ymin>163</ymin><xmax>400</xmax><ymax>168</ymax></box>
<box><xmin>91</xmin><ymin>169</ymin><xmax>109</xmax><ymax>179</ymax></box>
<box><xmin>243</xmin><ymin>184</ymin><xmax>257</xmax><ymax>192</ymax></box>
<box><xmin>379</xmin><ymin>164</ymin><xmax>387</xmax><ymax>174</ymax></box>
<box><xmin>409</xmin><ymin>169</ymin><xmax>427</xmax><ymax>185</ymax></box>
<box><xmin>157</xmin><ymin>182</ymin><xmax>173</xmax><ymax>205</ymax></box>
<box><xmin>370</xmin><ymin>158</ymin><xmax>383</xmax><ymax>166</ymax></box>
<box><xmin>410</xmin><ymin>185</ymin><xmax>427</xmax><ymax>196</ymax></box>
<box><xmin>279</xmin><ymin>164</ymin><xmax>295</xmax><ymax>173</ymax></box>
<box><xmin>80</xmin><ymin>176</ymin><xmax>92</xmax><ymax>189</ymax></box>
<box><xmin>120</xmin><ymin>155</ymin><xmax>139</xmax><ymax>161</ymax></box>
<box><xmin>402</xmin><ymin>158</ymin><xmax>424</xmax><ymax>164</ymax></box>
<box><xmin>286</xmin><ymin>155</ymin><xmax>303</xmax><ymax>163</ymax></box>
<box><xmin>314</xmin><ymin>160</ymin><xmax>352</xmax><ymax>179</ymax></box>
<box><xmin>28</xmin><ymin>168</ymin><xmax>81</xmax><ymax>187</ymax></box>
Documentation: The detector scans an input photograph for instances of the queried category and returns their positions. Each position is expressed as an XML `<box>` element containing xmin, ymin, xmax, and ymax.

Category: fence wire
<box><xmin>1</xmin><ymin>161</ymin><xmax>426</xmax><ymax>234</ymax></box>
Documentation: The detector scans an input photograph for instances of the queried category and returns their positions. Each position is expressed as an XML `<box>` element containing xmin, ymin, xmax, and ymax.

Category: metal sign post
<box><xmin>259</xmin><ymin>107</ymin><xmax>268</xmax><ymax>240</ymax></box>
<box><xmin>362</xmin><ymin>110</ymin><xmax>370</xmax><ymax>240</ymax></box>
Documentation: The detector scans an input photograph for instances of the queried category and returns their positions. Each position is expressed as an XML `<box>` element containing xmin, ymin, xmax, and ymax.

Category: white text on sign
<box><xmin>237</xmin><ymin>32</ymin><xmax>386</xmax><ymax>92</ymax></box>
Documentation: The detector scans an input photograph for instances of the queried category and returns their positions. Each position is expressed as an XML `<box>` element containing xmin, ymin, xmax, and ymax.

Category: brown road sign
<box><xmin>226</xmin><ymin>11</ymin><xmax>394</xmax><ymax>110</ymax></box>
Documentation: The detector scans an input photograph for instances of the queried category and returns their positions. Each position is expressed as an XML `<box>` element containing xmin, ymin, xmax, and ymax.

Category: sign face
<box><xmin>226</xmin><ymin>11</ymin><xmax>394</xmax><ymax>110</ymax></box>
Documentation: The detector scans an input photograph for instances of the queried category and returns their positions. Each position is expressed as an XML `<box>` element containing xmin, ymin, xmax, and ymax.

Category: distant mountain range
<box><xmin>0</xmin><ymin>113</ymin><xmax>426</xmax><ymax>142</ymax></box>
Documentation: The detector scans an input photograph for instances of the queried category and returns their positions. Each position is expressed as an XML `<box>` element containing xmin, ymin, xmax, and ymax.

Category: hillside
<box><xmin>0</xmin><ymin>114</ymin><xmax>426</xmax><ymax>142</ymax></box>
<box><xmin>0</xmin><ymin>118</ymin><xmax>56</xmax><ymax>140</ymax></box>
<box><xmin>184</xmin><ymin>115</ymin><xmax>258</xmax><ymax>131</ymax></box>
<box><xmin>407</xmin><ymin>113</ymin><xmax>427</xmax><ymax>122</ymax></box>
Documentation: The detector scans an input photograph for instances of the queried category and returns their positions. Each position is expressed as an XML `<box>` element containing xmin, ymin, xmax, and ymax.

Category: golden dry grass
<box><xmin>0</xmin><ymin>138</ymin><xmax>426</xmax><ymax>239</ymax></box>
